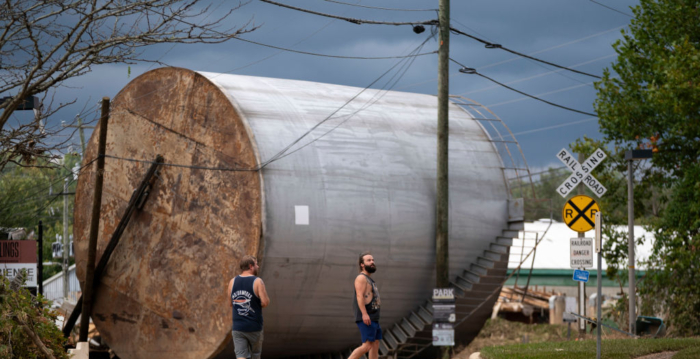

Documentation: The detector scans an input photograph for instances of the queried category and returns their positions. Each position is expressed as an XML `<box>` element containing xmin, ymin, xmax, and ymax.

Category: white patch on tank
<box><xmin>295</xmin><ymin>205</ymin><xmax>309</xmax><ymax>225</ymax></box>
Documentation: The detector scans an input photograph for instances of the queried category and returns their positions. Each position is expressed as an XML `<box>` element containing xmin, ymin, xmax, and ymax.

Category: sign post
<box><xmin>557</xmin><ymin>148</ymin><xmax>607</xmax><ymax>336</ymax></box>
<box><xmin>563</xmin><ymin>297</ymin><xmax>577</xmax><ymax>340</ymax></box>
<box><xmin>432</xmin><ymin>288</ymin><xmax>455</xmax><ymax>347</ymax></box>
<box><xmin>595</xmin><ymin>212</ymin><xmax>603</xmax><ymax>359</ymax></box>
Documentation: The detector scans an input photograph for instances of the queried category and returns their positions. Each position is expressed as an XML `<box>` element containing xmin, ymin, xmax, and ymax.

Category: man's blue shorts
<box><xmin>356</xmin><ymin>321</ymin><xmax>382</xmax><ymax>343</ymax></box>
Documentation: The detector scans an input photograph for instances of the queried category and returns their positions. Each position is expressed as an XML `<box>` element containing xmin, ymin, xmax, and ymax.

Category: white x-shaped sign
<box><xmin>556</xmin><ymin>148</ymin><xmax>607</xmax><ymax>198</ymax></box>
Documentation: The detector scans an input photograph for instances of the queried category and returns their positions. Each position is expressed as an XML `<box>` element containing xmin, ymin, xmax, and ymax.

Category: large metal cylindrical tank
<box><xmin>74</xmin><ymin>67</ymin><xmax>510</xmax><ymax>358</ymax></box>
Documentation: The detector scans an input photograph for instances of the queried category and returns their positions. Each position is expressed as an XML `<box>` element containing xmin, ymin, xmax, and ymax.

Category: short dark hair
<box><xmin>240</xmin><ymin>255</ymin><xmax>257</xmax><ymax>271</ymax></box>
<box><xmin>358</xmin><ymin>251</ymin><xmax>371</xmax><ymax>272</ymax></box>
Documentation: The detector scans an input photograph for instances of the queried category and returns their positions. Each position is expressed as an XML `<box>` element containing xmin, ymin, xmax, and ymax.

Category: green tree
<box><xmin>1</xmin><ymin>154</ymin><xmax>81</xmax><ymax>280</ymax></box>
<box><xmin>592</xmin><ymin>0</ymin><xmax>700</xmax><ymax>335</ymax></box>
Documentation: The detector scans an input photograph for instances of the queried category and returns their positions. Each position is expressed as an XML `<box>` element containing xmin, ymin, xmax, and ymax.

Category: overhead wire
<box><xmin>272</xmin><ymin>34</ymin><xmax>433</xmax><ymax>163</ymax></box>
<box><xmin>5</xmin><ymin>157</ymin><xmax>99</xmax><ymax>222</ymax></box>
<box><xmin>1</xmin><ymin>157</ymin><xmax>97</xmax><ymax>208</ymax></box>
<box><xmin>510</xmin><ymin>117</ymin><xmax>598</xmax><ymax>137</ymax></box>
<box><xmin>322</xmin><ymin>0</ymin><xmax>437</xmax><ymax>12</ymax></box>
<box><xmin>259</xmin><ymin>0</ymin><xmax>437</xmax><ymax>26</ymax></box>
<box><xmin>449</xmin><ymin>27</ymin><xmax>602</xmax><ymax>79</ymax></box>
<box><xmin>260</xmin><ymin>0</ymin><xmax>605</xmax><ymax>80</ymax></box>
<box><xmin>260</xmin><ymin>35</ymin><xmax>434</xmax><ymax>166</ymax></box>
<box><xmin>588</xmin><ymin>0</ymin><xmax>634</xmax><ymax>17</ymax></box>
<box><xmin>395</xmin><ymin>24</ymin><xmax>624</xmax><ymax>91</ymax></box>
<box><xmin>450</xmin><ymin>58</ymin><xmax>597</xmax><ymax>117</ymax></box>
<box><xmin>458</xmin><ymin>54</ymin><xmax>615</xmax><ymax>96</ymax></box>
<box><xmin>487</xmin><ymin>82</ymin><xmax>594</xmax><ymax>108</ymax></box>
<box><xmin>233</xmin><ymin>37</ymin><xmax>437</xmax><ymax>60</ymax></box>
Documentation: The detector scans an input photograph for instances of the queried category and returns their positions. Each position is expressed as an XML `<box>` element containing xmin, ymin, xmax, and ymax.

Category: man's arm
<box><xmin>227</xmin><ymin>278</ymin><xmax>234</xmax><ymax>308</ymax></box>
<box><xmin>254</xmin><ymin>278</ymin><xmax>271</xmax><ymax>308</ymax></box>
<box><xmin>354</xmin><ymin>275</ymin><xmax>371</xmax><ymax>326</ymax></box>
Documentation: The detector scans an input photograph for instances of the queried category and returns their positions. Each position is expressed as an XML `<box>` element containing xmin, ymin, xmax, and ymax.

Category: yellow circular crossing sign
<box><xmin>562</xmin><ymin>195</ymin><xmax>600</xmax><ymax>233</ymax></box>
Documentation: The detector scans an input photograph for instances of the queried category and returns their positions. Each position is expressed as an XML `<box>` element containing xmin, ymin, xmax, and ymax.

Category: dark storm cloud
<box><xmin>37</xmin><ymin>0</ymin><xmax>638</xmax><ymax>168</ymax></box>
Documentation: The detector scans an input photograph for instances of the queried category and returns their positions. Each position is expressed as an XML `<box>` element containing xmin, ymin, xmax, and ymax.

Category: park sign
<box><xmin>556</xmin><ymin>148</ymin><xmax>607</xmax><ymax>198</ymax></box>
<box><xmin>432</xmin><ymin>288</ymin><xmax>455</xmax><ymax>347</ymax></box>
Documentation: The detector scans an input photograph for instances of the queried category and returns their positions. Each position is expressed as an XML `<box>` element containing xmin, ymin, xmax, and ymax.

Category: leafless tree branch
<box><xmin>0</xmin><ymin>0</ymin><xmax>257</xmax><ymax>169</ymax></box>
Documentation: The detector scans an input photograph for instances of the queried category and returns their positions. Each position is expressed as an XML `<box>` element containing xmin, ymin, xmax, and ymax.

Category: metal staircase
<box><xmin>373</xmin><ymin>220</ymin><xmax>523</xmax><ymax>359</ymax></box>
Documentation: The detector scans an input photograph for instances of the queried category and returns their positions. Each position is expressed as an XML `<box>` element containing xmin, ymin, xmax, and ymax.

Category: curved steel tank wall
<box><xmin>74</xmin><ymin>67</ymin><xmax>509</xmax><ymax>359</ymax></box>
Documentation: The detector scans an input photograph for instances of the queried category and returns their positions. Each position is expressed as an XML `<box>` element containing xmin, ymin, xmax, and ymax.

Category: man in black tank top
<box><xmin>226</xmin><ymin>255</ymin><xmax>270</xmax><ymax>359</ymax></box>
<box><xmin>348</xmin><ymin>251</ymin><xmax>382</xmax><ymax>359</ymax></box>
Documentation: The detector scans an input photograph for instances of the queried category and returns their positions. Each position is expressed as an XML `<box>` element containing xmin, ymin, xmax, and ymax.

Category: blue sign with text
<box><xmin>573</xmin><ymin>269</ymin><xmax>590</xmax><ymax>283</ymax></box>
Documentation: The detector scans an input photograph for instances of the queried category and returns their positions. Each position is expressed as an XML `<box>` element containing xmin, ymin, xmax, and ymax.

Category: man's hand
<box><xmin>362</xmin><ymin>313</ymin><xmax>371</xmax><ymax>326</ymax></box>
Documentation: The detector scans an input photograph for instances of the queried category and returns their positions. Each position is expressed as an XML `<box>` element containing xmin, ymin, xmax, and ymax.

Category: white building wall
<box><xmin>42</xmin><ymin>264</ymin><xmax>80</xmax><ymax>302</ymax></box>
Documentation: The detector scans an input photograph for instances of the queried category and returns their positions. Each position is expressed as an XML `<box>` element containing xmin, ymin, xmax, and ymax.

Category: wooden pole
<box><xmin>63</xmin><ymin>178</ymin><xmax>69</xmax><ymax>299</ymax></box>
<box><xmin>436</xmin><ymin>0</ymin><xmax>450</xmax><ymax>289</ymax></box>
<box><xmin>38</xmin><ymin>221</ymin><xmax>43</xmax><ymax>296</ymax></box>
<box><xmin>437</xmin><ymin>0</ymin><xmax>450</xmax><ymax>357</ymax></box>
<box><xmin>79</xmin><ymin>97</ymin><xmax>110</xmax><ymax>342</ymax></box>
<box><xmin>64</xmin><ymin>155</ymin><xmax>163</xmax><ymax>338</ymax></box>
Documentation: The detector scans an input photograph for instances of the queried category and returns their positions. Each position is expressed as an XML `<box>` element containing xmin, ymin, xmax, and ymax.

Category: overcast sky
<box><xmin>18</xmin><ymin>0</ymin><xmax>640</xmax><ymax>170</ymax></box>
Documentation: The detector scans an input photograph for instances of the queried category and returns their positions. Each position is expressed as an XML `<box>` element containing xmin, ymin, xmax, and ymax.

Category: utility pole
<box><xmin>63</xmin><ymin>178</ymin><xmax>69</xmax><ymax>300</ymax></box>
<box><xmin>577</xmin><ymin>153</ymin><xmax>586</xmax><ymax>337</ymax></box>
<box><xmin>437</xmin><ymin>0</ymin><xmax>450</xmax><ymax>357</ymax></box>
<box><xmin>436</xmin><ymin>0</ymin><xmax>450</xmax><ymax>288</ymax></box>
<box><xmin>627</xmin><ymin>158</ymin><xmax>635</xmax><ymax>335</ymax></box>
<box><xmin>38</xmin><ymin>221</ymin><xmax>43</xmax><ymax>296</ymax></box>
<box><xmin>80</xmin><ymin>97</ymin><xmax>110</xmax><ymax>342</ymax></box>
<box><xmin>63</xmin><ymin>115</ymin><xmax>95</xmax><ymax>156</ymax></box>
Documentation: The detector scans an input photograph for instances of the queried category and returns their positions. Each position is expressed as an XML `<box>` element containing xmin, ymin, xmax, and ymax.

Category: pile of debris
<box><xmin>493</xmin><ymin>286</ymin><xmax>558</xmax><ymax>323</ymax></box>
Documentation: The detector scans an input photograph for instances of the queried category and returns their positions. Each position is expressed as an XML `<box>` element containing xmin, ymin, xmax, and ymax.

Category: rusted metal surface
<box><xmin>74</xmin><ymin>68</ymin><xmax>262</xmax><ymax>359</ymax></box>
<box><xmin>75</xmin><ymin>68</ymin><xmax>512</xmax><ymax>358</ymax></box>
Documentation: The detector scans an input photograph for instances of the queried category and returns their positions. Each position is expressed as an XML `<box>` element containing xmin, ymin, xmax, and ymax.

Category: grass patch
<box><xmin>480</xmin><ymin>337</ymin><xmax>700</xmax><ymax>359</ymax></box>
<box><xmin>673</xmin><ymin>346</ymin><xmax>700</xmax><ymax>359</ymax></box>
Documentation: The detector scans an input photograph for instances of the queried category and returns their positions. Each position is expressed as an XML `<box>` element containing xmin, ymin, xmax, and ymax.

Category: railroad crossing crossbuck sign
<box><xmin>563</xmin><ymin>195</ymin><xmax>600</xmax><ymax>233</ymax></box>
<box><xmin>556</xmin><ymin>148</ymin><xmax>607</xmax><ymax>198</ymax></box>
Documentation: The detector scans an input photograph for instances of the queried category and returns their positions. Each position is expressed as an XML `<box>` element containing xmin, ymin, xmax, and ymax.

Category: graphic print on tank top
<box><xmin>232</xmin><ymin>289</ymin><xmax>256</xmax><ymax>316</ymax></box>
<box><xmin>364</xmin><ymin>274</ymin><xmax>381</xmax><ymax>313</ymax></box>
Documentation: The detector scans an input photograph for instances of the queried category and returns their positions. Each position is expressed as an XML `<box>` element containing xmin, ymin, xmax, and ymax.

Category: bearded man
<box><xmin>348</xmin><ymin>251</ymin><xmax>382</xmax><ymax>359</ymax></box>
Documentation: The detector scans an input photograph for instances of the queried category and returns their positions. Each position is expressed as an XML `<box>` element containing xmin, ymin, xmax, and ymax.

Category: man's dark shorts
<box><xmin>356</xmin><ymin>321</ymin><xmax>382</xmax><ymax>342</ymax></box>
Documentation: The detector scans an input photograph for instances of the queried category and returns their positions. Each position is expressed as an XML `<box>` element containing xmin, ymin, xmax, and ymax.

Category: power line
<box><xmin>259</xmin><ymin>0</ymin><xmax>601</xmax><ymax>80</ymax></box>
<box><xmin>104</xmin><ymin>154</ymin><xmax>259</xmax><ymax>172</ymax></box>
<box><xmin>271</xmin><ymin>35</ymin><xmax>432</xmax><ymax>163</ymax></box>
<box><xmin>459</xmin><ymin>54</ymin><xmax>615</xmax><ymax>96</ymax></box>
<box><xmin>487</xmin><ymin>82</ymin><xmax>594</xmax><ymax>108</ymax></box>
<box><xmin>449</xmin><ymin>26</ymin><xmax>602</xmax><ymax>79</ymax></box>
<box><xmin>395</xmin><ymin>25</ymin><xmax>623</xmax><ymax>92</ymax></box>
<box><xmin>323</xmin><ymin>0</ymin><xmax>438</xmax><ymax>12</ymax></box>
<box><xmin>588</xmin><ymin>0</ymin><xmax>634</xmax><ymax>18</ymax></box>
<box><xmin>234</xmin><ymin>37</ymin><xmax>436</xmax><ymax>60</ymax></box>
<box><xmin>222</xmin><ymin>14</ymin><xmax>339</xmax><ymax>73</ymax></box>
<box><xmin>451</xmin><ymin>58</ymin><xmax>597</xmax><ymax>117</ymax></box>
<box><xmin>510</xmin><ymin>117</ymin><xmax>598</xmax><ymax>137</ymax></box>
<box><xmin>7</xmin><ymin>158</ymin><xmax>98</xmax><ymax>222</ymax></box>
<box><xmin>1</xmin><ymin>158</ymin><xmax>97</xmax><ymax>209</ymax></box>
<box><xmin>261</xmin><ymin>37</ymin><xmax>433</xmax><ymax>166</ymax></box>
<box><xmin>260</xmin><ymin>0</ymin><xmax>438</xmax><ymax>26</ymax></box>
